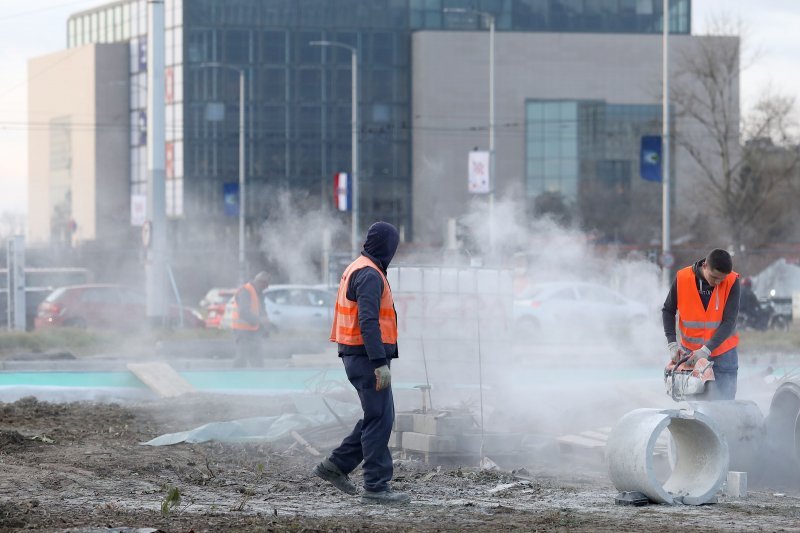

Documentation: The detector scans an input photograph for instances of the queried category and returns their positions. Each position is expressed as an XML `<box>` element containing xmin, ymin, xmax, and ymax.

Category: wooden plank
<box><xmin>291</xmin><ymin>430</ymin><xmax>321</xmax><ymax>457</ymax></box>
<box><xmin>580</xmin><ymin>430</ymin><xmax>610</xmax><ymax>442</ymax></box>
<box><xmin>127</xmin><ymin>362</ymin><xmax>194</xmax><ymax>398</ymax></box>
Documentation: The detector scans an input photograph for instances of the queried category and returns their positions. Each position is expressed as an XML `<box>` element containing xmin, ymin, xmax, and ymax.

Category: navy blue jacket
<box><xmin>338</xmin><ymin>222</ymin><xmax>400</xmax><ymax>368</ymax></box>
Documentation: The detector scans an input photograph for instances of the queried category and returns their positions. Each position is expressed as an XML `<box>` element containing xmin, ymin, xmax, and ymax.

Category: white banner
<box><xmin>131</xmin><ymin>194</ymin><xmax>147</xmax><ymax>226</ymax></box>
<box><xmin>468</xmin><ymin>151</ymin><xmax>491</xmax><ymax>194</ymax></box>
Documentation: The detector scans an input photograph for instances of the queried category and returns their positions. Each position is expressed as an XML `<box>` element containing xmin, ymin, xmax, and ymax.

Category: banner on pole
<box><xmin>640</xmin><ymin>135</ymin><xmax>662</xmax><ymax>182</ymax></box>
<box><xmin>334</xmin><ymin>172</ymin><xmax>351</xmax><ymax>212</ymax></box>
<box><xmin>223</xmin><ymin>183</ymin><xmax>239</xmax><ymax>217</ymax></box>
<box><xmin>131</xmin><ymin>194</ymin><xmax>147</xmax><ymax>226</ymax></box>
<box><xmin>468</xmin><ymin>151</ymin><xmax>491</xmax><ymax>194</ymax></box>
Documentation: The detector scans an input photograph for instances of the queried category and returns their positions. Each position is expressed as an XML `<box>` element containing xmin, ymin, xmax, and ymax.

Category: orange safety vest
<box><xmin>329</xmin><ymin>256</ymin><xmax>398</xmax><ymax>346</ymax></box>
<box><xmin>231</xmin><ymin>282</ymin><xmax>260</xmax><ymax>331</ymax></box>
<box><xmin>676</xmin><ymin>266</ymin><xmax>739</xmax><ymax>356</ymax></box>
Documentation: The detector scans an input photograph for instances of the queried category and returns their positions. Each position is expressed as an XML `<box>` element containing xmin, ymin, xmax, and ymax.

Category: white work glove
<box><xmin>688</xmin><ymin>345</ymin><xmax>711</xmax><ymax>365</ymax></box>
<box><xmin>374</xmin><ymin>365</ymin><xmax>391</xmax><ymax>391</ymax></box>
<box><xmin>667</xmin><ymin>342</ymin><xmax>682</xmax><ymax>363</ymax></box>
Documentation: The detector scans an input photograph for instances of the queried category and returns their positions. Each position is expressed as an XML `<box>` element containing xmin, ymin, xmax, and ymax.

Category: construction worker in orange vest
<box><xmin>232</xmin><ymin>271</ymin><xmax>270</xmax><ymax>368</ymax></box>
<box><xmin>313</xmin><ymin>221</ymin><xmax>409</xmax><ymax>505</ymax></box>
<box><xmin>662</xmin><ymin>248</ymin><xmax>741</xmax><ymax>400</ymax></box>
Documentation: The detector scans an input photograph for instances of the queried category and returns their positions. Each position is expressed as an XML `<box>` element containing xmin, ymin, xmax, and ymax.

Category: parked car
<box><xmin>35</xmin><ymin>284</ymin><xmax>204</xmax><ymax>330</ymax></box>
<box><xmin>200</xmin><ymin>288</ymin><xmax>236</xmax><ymax>328</ymax></box>
<box><xmin>513</xmin><ymin>281</ymin><xmax>648</xmax><ymax>338</ymax></box>
<box><xmin>263</xmin><ymin>284</ymin><xmax>336</xmax><ymax>333</ymax></box>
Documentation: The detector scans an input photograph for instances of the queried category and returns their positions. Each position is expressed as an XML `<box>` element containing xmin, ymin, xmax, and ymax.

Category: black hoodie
<box><xmin>662</xmin><ymin>258</ymin><xmax>740</xmax><ymax>352</ymax></box>
<box><xmin>338</xmin><ymin>222</ymin><xmax>400</xmax><ymax>367</ymax></box>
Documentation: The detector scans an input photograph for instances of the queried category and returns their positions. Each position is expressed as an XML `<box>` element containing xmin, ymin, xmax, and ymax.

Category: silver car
<box><xmin>513</xmin><ymin>281</ymin><xmax>648</xmax><ymax>338</ymax></box>
<box><xmin>263</xmin><ymin>284</ymin><xmax>336</xmax><ymax>333</ymax></box>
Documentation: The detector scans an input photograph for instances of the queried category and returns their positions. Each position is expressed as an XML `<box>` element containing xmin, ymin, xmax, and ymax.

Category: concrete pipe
<box><xmin>766</xmin><ymin>377</ymin><xmax>800</xmax><ymax>468</ymax></box>
<box><xmin>607</xmin><ymin>408</ymin><xmax>729</xmax><ymax>505</ymax></box>
<box><xmin>687</xmin><ymin>401</ymin><xmax>766</xmax><ymax>474</ymax></box>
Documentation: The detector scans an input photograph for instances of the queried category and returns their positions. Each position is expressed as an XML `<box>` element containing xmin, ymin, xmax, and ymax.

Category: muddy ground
<box><xmin>0</xmin><ymin>394</ymin><xmax>799</xmax><ymax>533</ymax></box>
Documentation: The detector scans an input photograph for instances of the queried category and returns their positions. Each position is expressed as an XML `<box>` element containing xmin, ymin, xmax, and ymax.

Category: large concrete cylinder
<box><xmin>766</xmin><ymin>377</ymin><xmax>800</xmax><ymax>469</ymax></box>
<box><xmin>607</xmin><ymin>408</ymin><xmax>729</xmax><ymax>505</ymax></box>
<box><xmin>687</xmin><ymin>400</ymin><xmax>766</xmax><ymax>474</ymax></box>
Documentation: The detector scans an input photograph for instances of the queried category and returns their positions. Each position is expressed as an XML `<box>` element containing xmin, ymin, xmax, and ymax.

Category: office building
<box><xmin>30</xmin><ymin>0</ymin><xmax>724</xmax><ymax>252</ymax></box>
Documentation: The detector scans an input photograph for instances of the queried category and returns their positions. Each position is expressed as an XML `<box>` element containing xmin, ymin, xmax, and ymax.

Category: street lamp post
<box><xmin>200</xmin><ymin>63</ymin><xmax>247</xmax><ymax>284</ymax></box>
<box><xmin>444</xmin><ymin>8</ymin><xmax>495</xmax><ymax>253</ymax></box>
<box><xmin>310</xmin><ymin>40</ymin><xmax>359</xmax><ymax>257</ymax></box>
<box><xmin>661</xmin><ymin>0</ymin><xmax>672</xmax><ymax>288</ymax></box>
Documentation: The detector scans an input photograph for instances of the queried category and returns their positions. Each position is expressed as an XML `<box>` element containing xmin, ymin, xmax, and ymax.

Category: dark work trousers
<box><xmin>708</xmin><ymin>348</ymin><xmax>738</xmax><ymax>400</ymax></box>
<box><xmin>329</xmin><ymin>354</ymin><xmax>394</xmax><ymax>492</ymax></box>
<box><xmin>233</xmin><ymin>330</ymin><xmax>264</xmax><ymax>368</ymax></box>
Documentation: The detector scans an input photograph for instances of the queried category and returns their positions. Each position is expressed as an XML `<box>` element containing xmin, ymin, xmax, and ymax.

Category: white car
<box><xmin>513</xmin><ymin>281</ymin><xmax>648</xmax><ymax>338</ymax></box>
<box><xmin>263</xmin><ymin>284</ymin><xmax>336</xmax><ymax>333</ymax></box>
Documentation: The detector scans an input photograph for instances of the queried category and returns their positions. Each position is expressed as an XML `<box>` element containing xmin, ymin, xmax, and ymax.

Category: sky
<box><xmin>0</xmin><ymin>0</ymin><xmax>799</xmax><ymax>215</ymax></box>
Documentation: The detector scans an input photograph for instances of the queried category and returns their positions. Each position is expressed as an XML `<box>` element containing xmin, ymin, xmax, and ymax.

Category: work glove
<box><xmin>688</xmin><ymin>345</ymin><xmax>711</xmax><ymax>365</ymax></box>
<box><xmin>374</xmin><ymin>365</ymin><xmax>391</xmax><ymax>391</ymax></box>
<box><xmin>667</xmin><ymin>342</ymin><xmax>682</xmax><ymax>363</ymax></box>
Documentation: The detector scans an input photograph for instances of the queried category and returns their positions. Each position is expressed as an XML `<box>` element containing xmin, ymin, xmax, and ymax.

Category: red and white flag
<box><xmin>334</xmin><ymin>172</ymin><xmax>351</xmax><ymax>212</ymax></box>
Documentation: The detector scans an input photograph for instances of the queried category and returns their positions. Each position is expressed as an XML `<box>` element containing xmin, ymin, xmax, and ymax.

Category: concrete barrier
<box><xmin>687</xmin><ymin>401</ymin><xmax>766</xmax><ymax>474</ymax></box>
<box><xmin>766</xmin><ymin>377</ymin><xmax>800</xmax><ymax>469</ymax></box>
<box><xmin>607</xmin><ymin>408</ymin><xmax>729</xmax><ymax>505</ymax></box>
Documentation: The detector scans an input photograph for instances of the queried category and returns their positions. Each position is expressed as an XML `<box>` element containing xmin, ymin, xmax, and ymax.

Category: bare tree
<box><xmin>672</xmin><ymin>18</ymin><xmax>800</xmax><ymax>249</ymax></box>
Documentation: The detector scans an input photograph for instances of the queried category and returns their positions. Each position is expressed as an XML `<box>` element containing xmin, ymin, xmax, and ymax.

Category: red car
<box><xmin>200</xmin><ymin>288</ymin><xmax>236</xmax><ymax>328</ymax></box>
<box><xmin>35</xmin><ymin>284</ymin><xmax>204</xmax><ymax>330</ymax></box>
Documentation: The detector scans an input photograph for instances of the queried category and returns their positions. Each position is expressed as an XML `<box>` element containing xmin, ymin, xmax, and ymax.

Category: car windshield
<box><xmin>44</xmin><ymin>288</ymin><xmax>68</xmax><ymax>302</ymax></box>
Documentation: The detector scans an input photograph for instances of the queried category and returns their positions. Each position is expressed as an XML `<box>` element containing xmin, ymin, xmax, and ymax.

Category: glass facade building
<box><xmin>525</xmin><ymin>99</ymin><xmax>665</xmax><ymax>200</ymax></box>
<box><xmin>67</xmin><ymin>0</ymin><xmax>690</xmax><ymax>243</ymax></box>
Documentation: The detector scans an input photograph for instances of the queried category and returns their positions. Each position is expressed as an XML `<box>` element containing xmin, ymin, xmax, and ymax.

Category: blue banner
<box><xmin>640</xmin><ymin>135</ymin><xmax>662</xmax><ymax>182</ymax></box>
<box><xmin>223</xmin><ymin>183</ymin><xmax>239</xmax><ymax>217</ymax></box>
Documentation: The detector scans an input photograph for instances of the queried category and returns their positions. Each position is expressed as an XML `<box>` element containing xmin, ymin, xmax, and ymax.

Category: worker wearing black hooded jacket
<box><xmin>313</xmin><ymin>221</ymin><xmax>410</xmax><ymax>505</ymax></box>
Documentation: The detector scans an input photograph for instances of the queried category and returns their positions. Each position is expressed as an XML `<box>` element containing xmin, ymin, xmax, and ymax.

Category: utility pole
<box><xmin>146</xmin><ymin>0</ymin><xmax>167</xmax><ymax>325</ymax></box>
<box><xmin>661</xmin><ymin>0</ymin><xmax>672</xmax><ymax>287</ymax></box>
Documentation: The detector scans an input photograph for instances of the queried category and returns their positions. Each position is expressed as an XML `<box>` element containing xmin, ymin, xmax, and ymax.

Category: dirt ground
<box><xmin>0</xmin><ymin>394</ymin><xmax>798</xmax><ymax>533</ymax></box>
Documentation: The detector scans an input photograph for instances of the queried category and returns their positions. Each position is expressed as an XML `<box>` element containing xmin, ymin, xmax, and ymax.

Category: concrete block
<box><xmin>389</xmin><ymin>431</ymin><xmax>403</xmax><ymax>449</ymax></box>
<box><xmin>393</xmin><ymin>412</ymin><xmax>415</xmax><ymax>432</ymax></box>
<box><xmin>476</xmin><ymin>270</ymin><xmax>499</xmax><ymax>294</ymax></box>
<box><xmin>423</xmin><ymin>268</ymin><xmax>442</xmax><ymax>293</ymax></box>
<box><xmin>412</xmin><ymin>413</ymin><xmax>475</xmax><ymax>435</ymax></box>
<box><xmin>397</xmin><ymin>267</ymin><xmax>423</xmax><ymax>292</ymax></box>
<box><xmin>498</xmin><ymin>270</ymin><xmax>514</xmax><ymax>296</ymax></box>
<box><xmin>457</xmin><ymin>270</ymin><xmax>477</xmax><ymax>294</ymax></box>
<box><xmin>439</xmin><ymin>269</ymin><xmax>459</xmax><ymax>293</ymax></box>
<box><xmin>724</xmin><ymin>471</ymin><xmax>747</xmax><ymax>498</ymax></box>
<box><xmin>401</xmin><ymin>431</ymin><xmax>457</xmax><ymax>453</ymax></box>
<box><xmin>386</xmin><ymin>268</ymin><xmax>398</xmax><ymax>288</ymax></box>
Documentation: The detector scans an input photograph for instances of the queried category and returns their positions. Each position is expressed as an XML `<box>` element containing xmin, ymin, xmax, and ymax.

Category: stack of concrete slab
<box><xmin>391</xmin><ymin>410</ymin><xmax>523</xmax><ymax>464</ymax></box>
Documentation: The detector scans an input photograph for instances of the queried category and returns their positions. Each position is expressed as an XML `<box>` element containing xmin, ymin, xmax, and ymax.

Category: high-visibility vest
<box><xmin>677</xmin><ymin>266</ymin><xmax>739</xmax><ymax>356</ymax></box>
<box><xmin>231</xmin><ymin>282</ymin><xmax>260</xmax><ymax>331</ymax></box>
<box><xmin>329</xmin><ymin>256</ymin><xmax>398</xmax><ymax>345</ymax></box>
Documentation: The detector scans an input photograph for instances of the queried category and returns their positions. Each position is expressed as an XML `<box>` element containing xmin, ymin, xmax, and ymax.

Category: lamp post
<box><xmin>200</xmin><ymin>63</ymin><xmax>247</xmax><ymax>284</ymax></box>
<box><xmin>310</xmin><ymin>40</ymin><xmax>359</xmax><ymax>257</ymax></box>
<box><xmin>661</xmin><ymin>0</ymin><xmax>672</xmax><ymax>288</ymax></box>
<box><xmin>445</xmin><ymin>7</ymin><xmax>495</xmax><ymax>253</ymax></box>
<box><xmin>443</xmin><ymin>7</ymin><xmax>495</xmax><ymax>251</ymax></box>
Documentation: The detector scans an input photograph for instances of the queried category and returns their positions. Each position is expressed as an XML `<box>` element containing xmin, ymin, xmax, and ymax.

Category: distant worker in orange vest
<box><xmin>313</xmin><ymin>221</ymin><xmax>409</xmax><ymax>505</ymax></box>
<box><xmin>662</xmin><ymin>248</ymin><xmax>741</xmax><ymax>400</ymax></box>
<box><xmin>232</xmin><ymin>271</ymin><xmax>270</xmax><ymax>368</ymax></box>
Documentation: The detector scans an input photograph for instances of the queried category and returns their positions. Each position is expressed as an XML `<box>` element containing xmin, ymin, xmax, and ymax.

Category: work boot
<box><xmin>313</xmin><ymin>458</ymin><xmax>357</xmax><ymax>495</ymax></box>
<box><xmin>361</xmin><ymin>489</ymin><xmax>411</xmax><ymax>504</ymax></box>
